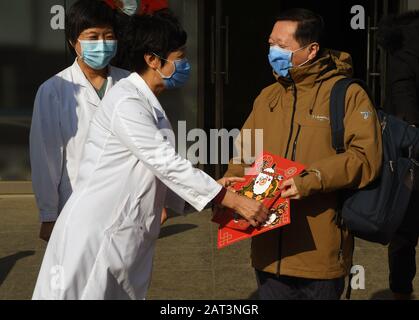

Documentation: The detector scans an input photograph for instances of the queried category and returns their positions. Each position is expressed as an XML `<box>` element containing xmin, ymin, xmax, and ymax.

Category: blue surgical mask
<box><xmin>155</xmin><ymin>55</ymin><xmax>191</xmax><ymax>89</ymax></box>
<box><xmin>78</xmin><ymin>40</ymin><xmax>118</xmax><ymax>70</ymax></box>
<box><xmin>268</xmin><ymin>45</ymin><xmax>309</xmax><ymax>78</ymax></box>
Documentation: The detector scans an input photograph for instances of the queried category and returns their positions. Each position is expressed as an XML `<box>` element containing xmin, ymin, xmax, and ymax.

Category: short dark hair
<box><xmin>65</xmin><ymin>0</ymin><xmax>116</xmax><ymax>54</ymax></box>
<box><xmin>276</xmin><ymin>8</ymin><xmax>324</xmax><ymax>46</ymax></box>
<box><xmin>121</xmin><ymin>10</ymin><xmax>187</xmax><ymax>73</ymax></box>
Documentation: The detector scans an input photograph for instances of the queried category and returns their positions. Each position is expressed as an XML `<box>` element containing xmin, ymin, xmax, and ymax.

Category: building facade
<box><xmin>0</xmin><ymin>0</ymin><xmax>413</xmax><ymax>194</ymax></box>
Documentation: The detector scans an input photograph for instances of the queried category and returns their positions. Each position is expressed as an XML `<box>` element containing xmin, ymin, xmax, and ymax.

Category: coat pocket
<box><xmin>293</xmin><ymin>122</ymin><xmax>335</xmax><ymax>164</ymax></box>
<box><xmin>103</xmin><ymin>197</ymin><xmax>149</xmax><ymax>291</ymax></box>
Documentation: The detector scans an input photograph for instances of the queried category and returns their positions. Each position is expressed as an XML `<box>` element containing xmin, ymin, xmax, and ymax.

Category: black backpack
<box><xmin>330</xmin><ymin>78</ymin><xmax>419</xmax><ymax>245</ymax></box>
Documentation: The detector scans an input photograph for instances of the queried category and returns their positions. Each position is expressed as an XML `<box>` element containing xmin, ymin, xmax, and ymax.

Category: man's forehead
<box><xmin>270</xmin><ymin>20</ymin><xmax>298</xmax><ymax>41</ymax></box>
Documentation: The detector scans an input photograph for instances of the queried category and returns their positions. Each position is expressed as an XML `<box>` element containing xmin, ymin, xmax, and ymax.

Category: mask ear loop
<box><xmin>152</xmin><ymin>53</ymin><xmax>176</xmax><ymax>78</ymax></box>
<box><xmin>74</xmin><ymin>41</ymin><xmax>82</xmax><ymax>58</ymax></box>
<box><xmin>292</xmin><ymin>44</ymin><xmax>310</xmax><ymax>54</ymax></box>
<box><xmin>297</xmin><ymin>58</ymin><xmax>312</xmax><ymax>68</ymax></box>
<box><xmin>69</xmin><ymin>40</ymin><xmax>84</xmax><ymax>61</ymax></box>
<box><xmin>293</xmin><ymin>43</ymin><xmax>316</xmax><ymax>67</ymax></box>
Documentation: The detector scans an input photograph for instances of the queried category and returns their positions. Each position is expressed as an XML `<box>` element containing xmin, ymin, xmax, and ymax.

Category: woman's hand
<box><xmin>221</xmin><ymin>190</ymin><xmax>268</xmax><ymax>227</ymax></box>
<box><xmin>217</xmin><ymin>177</ymin><xmax>246</xmax><ymax>190</ymax></box>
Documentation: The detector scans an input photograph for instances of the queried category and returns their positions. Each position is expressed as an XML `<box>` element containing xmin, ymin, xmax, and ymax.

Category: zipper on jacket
<box><xmin>291</xmin><ymin>124</ymin><xmax>301</xmax><ymax>161</ymax></box>
<box><xmin>335</xmin><ymin>195</ymin><xmax>345</xmax><ymax>263</ymax></box>
<box><xmin>284</xmin><ymin>81</ymin><xmax>297</xmax><ymax>159</ymax></box>
<box><xmin>338</xmin><ymin>225</ymin><xmax>344</xmax><ymax>262</ymax></box>
<box><xmin>278</xmin><ymin>80</ymin><xmax>297</xmax><ymax>276</ymax></box>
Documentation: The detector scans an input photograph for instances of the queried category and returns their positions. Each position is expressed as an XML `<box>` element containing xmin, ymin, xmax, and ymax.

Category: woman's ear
<box><xmin>69</xmin><ymin>40</ymin><xmax>80</xmax><ymax>56</ymax></box>
<box><xmin>144</xmin><ymin>54</ymin><xmax>160</xmax><ymax>70</ymax></box>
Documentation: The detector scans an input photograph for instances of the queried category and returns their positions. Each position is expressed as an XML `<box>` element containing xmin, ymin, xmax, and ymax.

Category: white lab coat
<box><xmin>32</xmin><ymin>73</ymin><xmax>222</xmax><ymax>300</ymax></box>
<box><xmin>30</xmin><ymin>59</ymin><xmax>130</xmax><ymax>222</ymax></box>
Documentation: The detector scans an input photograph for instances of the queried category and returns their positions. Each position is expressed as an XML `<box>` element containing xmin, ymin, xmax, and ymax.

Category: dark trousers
<box><xmin>255</xmin><ymin>270</ymin><xmax>345</xmax><ymax>300</ymax></box>
<box><xmin>388</xmin><ymin>193</ymin><xmax>419</xmax><ymax>295</ymax></box>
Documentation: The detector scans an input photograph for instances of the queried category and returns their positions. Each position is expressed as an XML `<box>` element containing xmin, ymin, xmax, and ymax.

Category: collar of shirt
<box><xmin>127</xmin><ymin>72</ymin><xmax>167</xmax><ymax>118</ymax></box>
<box><xmin>71</xmin><ymin>59</ymin><xmax>115</xmax><ymax>106</ymax></box>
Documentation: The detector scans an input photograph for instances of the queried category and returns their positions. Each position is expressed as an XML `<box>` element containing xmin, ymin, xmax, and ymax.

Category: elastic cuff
<box><xmin>293</xmin><ymin>170</ymin><xmax>322</xmax><ymax>198</ymax></box>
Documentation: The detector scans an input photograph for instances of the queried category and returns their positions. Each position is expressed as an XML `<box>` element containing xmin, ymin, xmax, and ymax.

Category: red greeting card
<box><xmin>212</xmin><ymin>152</ymin><xmax>305</xmax><ymax>249</ymax></box>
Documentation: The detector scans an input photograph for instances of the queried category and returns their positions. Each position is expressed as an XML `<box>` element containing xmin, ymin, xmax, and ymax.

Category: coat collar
<box><xmin>70</xmin><ymin>59</ymin><xmax>118</xmax><ymax>107</ymax></box>
<box><xmin>127</xmin><ymin>72</ymin><xmax>167</xmax><ymax>120</ymax></box>
<box><xmin>275</xmin><ymin>50</ymin><xmax>353</xmax><ymax>89</ymax></box>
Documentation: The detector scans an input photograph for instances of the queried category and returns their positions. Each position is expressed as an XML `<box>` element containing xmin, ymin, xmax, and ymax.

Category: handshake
<box><xmin>216</xmin><ymin>176</ymin><xmax>299</xmax><ymax>228</ymax></box>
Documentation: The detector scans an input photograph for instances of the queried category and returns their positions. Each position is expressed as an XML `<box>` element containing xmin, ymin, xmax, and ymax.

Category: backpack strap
<box><xmin>330</xmin><ymin>78</ymin><xmax>373</xmax><ymax>154</ymax></box>
<box><xmin>330</xmin><ymin>78</ymin><xmax>372</xmax><ymax>300</ymax></box>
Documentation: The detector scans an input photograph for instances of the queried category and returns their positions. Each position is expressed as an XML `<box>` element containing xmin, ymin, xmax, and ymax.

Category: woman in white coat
<box><xmin>30</xmin><ymin>0</ymin><xmax>130</xmax><ymax>241</ymax></box>
<box><xmin>32</xmin><ymin>11</ymin><xmax>268</xmax><ymax>300</ymax></box>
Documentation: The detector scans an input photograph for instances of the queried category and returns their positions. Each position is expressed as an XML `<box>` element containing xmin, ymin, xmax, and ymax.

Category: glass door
<box><xmin>159</xmin><ymin>0</ymin><xmax>201</xmax><ymax>154</ymax></box>
<box><xmin>203</xmin><ymin>0</ymin><xmax>394</xmax><ymax>178</ymax></box>
<box><xmin>0</xmin><ymin>0</ymin><xmax>69</xmax><ymax>188</ymax></box>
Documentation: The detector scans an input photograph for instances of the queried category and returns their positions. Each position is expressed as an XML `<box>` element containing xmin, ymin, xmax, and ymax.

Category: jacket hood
<box><xmin>378</xmin><ymin>11</ymin><xmax>419</xmax><ymax>54</ymax></box>
<box><xmin>275</xmin><ymin>49</ymin><xmax>353</xmax><ymax>87</ymax></box>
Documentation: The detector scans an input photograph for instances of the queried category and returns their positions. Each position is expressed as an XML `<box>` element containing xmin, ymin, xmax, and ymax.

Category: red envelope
<box><xmin>212</xmin><ymin>152</ymin><xmax>305</xmax><ymax>249</ymax></box>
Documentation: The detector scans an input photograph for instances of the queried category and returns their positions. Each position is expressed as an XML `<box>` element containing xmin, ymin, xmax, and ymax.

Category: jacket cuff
<box><xmin>211</xmin><ymin>187</ymin><xmax>228</xmax><ymax>205</ymax></box>
<box><xmin>293</xmin><ymin>169</ymin><xmax>323</xmax><ymax>198</ymax></box>
<box><xmin>39</xmin><ymin>211</ymin><xmax>58</xmax><ymax>223</ymax></box>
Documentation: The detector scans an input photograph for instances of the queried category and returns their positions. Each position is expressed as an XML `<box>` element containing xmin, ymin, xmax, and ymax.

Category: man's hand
<box><xmin>39</xmin><ymin>222</ymin><xmax>55</xmax><ymax>242</ymax></box>
<box><xmin>217</xmin><ymin>177</ymin><xmax>246</xmax><ymax>190</ymax></box>
<box><xmin>281</xmin><ymin>178</ymin><xmax>301</xmax><ymax>200</ymax></box>
<box><xmin>221</xmin><ymin>190</ymin><xmax>269</xmax><ymax>227</ymax></box>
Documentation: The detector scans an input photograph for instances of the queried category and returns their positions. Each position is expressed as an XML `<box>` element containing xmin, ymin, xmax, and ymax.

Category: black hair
<box><xmin>276</xmin><ymin>8</ymin><xmax>324</xmax><ymax>46</ymax></box>
<box><xmin>65</xmin><ymin>0</ymin><xmax>116</xmax><ymax>55</ymax></box>
<box><xmin>121</xmin><ymin>10</ymin><xmax>187</xmax><ymax>73</ymax></box>
<box><xmin>112</xmin><ymin>10</ymin><xmax>131</xmax><ymax>69</ymax></box>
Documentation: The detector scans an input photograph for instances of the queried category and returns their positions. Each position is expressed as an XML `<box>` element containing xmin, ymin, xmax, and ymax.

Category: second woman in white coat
<box><xmin>30</xmin><ymin>0</ymin><xmax>130</xmax><ymax>241</ymax></box>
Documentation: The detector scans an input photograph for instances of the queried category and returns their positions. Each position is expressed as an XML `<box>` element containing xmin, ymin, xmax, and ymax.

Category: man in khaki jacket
<box><xmin>225</xmin><ymin>8</ymin><xmax>383</xmax><ymax>299</ymax></box>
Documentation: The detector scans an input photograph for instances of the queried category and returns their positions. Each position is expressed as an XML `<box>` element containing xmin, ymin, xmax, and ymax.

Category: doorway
<box><xmin>202</xmin><ymin>0</ymin><xmax>401</xmax><ymax>178</ymax></box>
